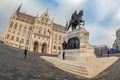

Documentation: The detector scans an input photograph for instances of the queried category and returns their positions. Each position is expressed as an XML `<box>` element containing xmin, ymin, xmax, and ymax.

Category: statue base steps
<box><xmin>41</xmin><ymin>56</ymin><xmax>119</xmax><ymax>78</ymax></box>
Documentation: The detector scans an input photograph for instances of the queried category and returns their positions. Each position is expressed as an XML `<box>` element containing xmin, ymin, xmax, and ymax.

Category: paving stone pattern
<box><xmin>0</xmin><ymin>43</ymin><xmax>120</xmax><ymax>80</ymax></box>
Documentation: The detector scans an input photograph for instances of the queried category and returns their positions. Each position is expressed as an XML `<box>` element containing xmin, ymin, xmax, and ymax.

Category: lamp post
<box><xmin>19</xmin><ymin>39</ymin><xmax>22</xmax><ymax>48</ymax></box>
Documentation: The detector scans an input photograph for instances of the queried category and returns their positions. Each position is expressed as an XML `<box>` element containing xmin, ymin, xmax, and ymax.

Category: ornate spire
<box><xmin>47</xmin><ymin>8</ymin><xmax>49</xmax><ymax>12</ymax></box>
<box><xmin>16</xmin><ymin>4</ymin><xmax>22</xmax><ymax>13</ymax></box>
<box><xmin>65</xmin><ymin>21</ymin><xmax>68</xmax><ymax>31</ymax></box>
<box><xmin>36</xmin><ymin>12</ymin><xmax>39</xmax><ymax>17</ymax></box>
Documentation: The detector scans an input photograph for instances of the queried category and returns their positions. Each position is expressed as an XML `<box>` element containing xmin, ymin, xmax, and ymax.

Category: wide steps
<box><xmin>41</xmin><ymin>56</ymin><xmax>88</xmax><ymax>77</ymax></box>
<box><xmin>40</xmin><ymin>56</ymin><xmax>119</xmax><ymax>78</ymax></box>
<box><xmin>54</xmin><ymin>63</ymin><xmax>89</xmax><ymax>76</ymax></box>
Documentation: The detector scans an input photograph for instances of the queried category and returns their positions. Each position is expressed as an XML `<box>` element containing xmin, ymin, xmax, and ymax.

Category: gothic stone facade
<box><xmin>3</xmin><ymin>5</ymin><xmax>66</xmax><ymax>55</ymax></box>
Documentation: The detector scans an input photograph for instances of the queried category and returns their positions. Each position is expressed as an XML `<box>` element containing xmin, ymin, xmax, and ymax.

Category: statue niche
<box><xmin>67</xmin><ymin>37</ymin><xmax>80</xmax><ymax>49</ymax></box>
<box><xmin>62</xmin><ymin>37</ymin><xmax>80</xmax><ymax>50</ymax></box>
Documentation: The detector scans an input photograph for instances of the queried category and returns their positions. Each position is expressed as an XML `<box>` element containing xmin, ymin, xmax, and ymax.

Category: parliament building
<box><xmin>3</xmin><ymin>5</ymin><xmax>66</xmax><ymax>55</ymax></box>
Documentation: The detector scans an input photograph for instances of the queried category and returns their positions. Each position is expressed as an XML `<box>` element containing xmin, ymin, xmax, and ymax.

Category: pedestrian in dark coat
<box><xmin>107</xmin><ymin>49</ymin><xmax>110</xmax><ymax>58</ymax></box>
<box><xmin>63</xmin><ymin>51</ymin><xmax>65</xmax><ymax>60</ymax></box>
<box><xmin>24</xmin><ymin>49</ymin><xmax>28</xmax><ymax>58</ymax></box>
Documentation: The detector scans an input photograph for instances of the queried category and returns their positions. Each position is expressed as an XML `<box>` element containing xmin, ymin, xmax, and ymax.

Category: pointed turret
<box><xmin>16</xmin><ymin>4</ymin><xmax>22</xmax><ymax>13</ymax></box>
<box><xmin>36</xmin><ymin>12</ymin><xmax>39</xmax><ymax>17</ymax></box>
<box><xmin>40</xmin><ymin>9</ymin><xmax>49</xmax><ymax>18</ymax></box>
<box><xmin>47</xmin><ymin>8</ymin><xmax>49</xmax><ymax>12</ymax></box>
<box><xmin>65</xmin><ymin>21</ymin><xmax>68</xmax><ymax>31</ymax></box>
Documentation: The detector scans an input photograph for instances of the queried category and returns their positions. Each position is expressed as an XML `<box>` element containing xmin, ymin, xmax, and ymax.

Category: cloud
<box><xmin>49</xmin><ymin>0</ymin><xmax>86</xmax><ymax>22</ymax></box>
<box><xmin>82</xmin><ymin>0</ymin><xmax>120</xmax><ymax>47</ymax></box>
<box><xmin>40</xmin><ymin>0</ymin><xmax>59</xmax><ymax>7</ymax></box>
<box><xmin>86</xmin><ymin>23</ymin><xmax>116</xmax><ymax>47</ymax></box>
<box><xmin>0</xmin><ymin>0</ymin><xmax>120</xmax><ymax>47</ymax></box>
<box><xmin>94</xmin><ymin>0</ymin><xmax>120</xmax><ymax>21</ymax></box>
<box><xmin>113</xmin><ymin>9</ymin><xmax>120</xmax><ymax>24</ymax></box>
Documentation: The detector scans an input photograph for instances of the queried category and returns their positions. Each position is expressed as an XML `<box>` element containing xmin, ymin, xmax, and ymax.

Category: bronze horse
<box><xmin>67</xmin><ymin>10</ymin><xmax>85</xmax><ymax>31</ymax></box>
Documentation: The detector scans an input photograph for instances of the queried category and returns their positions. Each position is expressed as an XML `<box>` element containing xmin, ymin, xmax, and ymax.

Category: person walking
<box><xmin>24</xmin><ymin>48</ymin><xmax>28</xmax><ymax>58</ymax></box>
<box><xmin>63</xmin><ymin>51</ymin><xmax>65</xmax><ymax>60</ymax></box>
<box><xmin>107</xmin><ymin>49</ymin><xmax>110</xmax><ymax>58</ymax></box>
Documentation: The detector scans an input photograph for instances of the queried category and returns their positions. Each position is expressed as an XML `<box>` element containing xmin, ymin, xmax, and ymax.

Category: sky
<box><xmin>0</xmin><ymin>0</ymin><xmax>120</xmax><ymax>47</ymax></box>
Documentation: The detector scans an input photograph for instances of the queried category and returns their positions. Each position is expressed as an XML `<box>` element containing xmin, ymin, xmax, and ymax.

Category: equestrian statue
<box><xmin>67</xmin><ymin>10</ymin><xmax>85</xmax><ymax>31</ymax></box>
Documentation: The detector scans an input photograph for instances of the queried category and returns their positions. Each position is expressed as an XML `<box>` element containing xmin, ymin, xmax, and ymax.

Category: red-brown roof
<box><xmin>16</xmin><ymin>12</ymin><xmax>35</xmax><ymax>24</ymax></box>
<box><xmin>53</xmin><ymin>23</ymin><xmax>66</xmax><ymax>33</ymax></box>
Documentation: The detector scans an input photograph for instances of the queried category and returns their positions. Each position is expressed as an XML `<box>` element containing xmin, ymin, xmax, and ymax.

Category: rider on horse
<box><xmin>67</xmin><ymin>10</ymin><xmax>85</xmax><ymax>31</ymax></box>
<box><xmin>71</xmin><ymin>10</ymin><xmax>77</xmax><ymax>21</ymax></box>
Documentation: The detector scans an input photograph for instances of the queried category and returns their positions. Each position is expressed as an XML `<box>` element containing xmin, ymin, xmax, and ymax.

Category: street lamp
<box><xmin>19</xmin><ymin>39</ymin><xmax>22</xmax><ymax>48</ymax></box>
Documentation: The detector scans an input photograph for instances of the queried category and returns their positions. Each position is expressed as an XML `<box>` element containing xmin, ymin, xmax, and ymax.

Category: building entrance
<box><xmin>33</xmin><ymin>41</ymin><xmax>39</xmax><ymax>52</ymax></box>
<box><xmin>42</xmin><ymin>43</ymin><xmax>47</xmax><ymax>54</ymax></box>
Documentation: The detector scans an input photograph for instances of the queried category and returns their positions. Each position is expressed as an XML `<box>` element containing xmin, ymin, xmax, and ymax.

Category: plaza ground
<box><xmin>0</xmin><ymin>42</ymin><xmax>120</xmax><ymax>80</ymax></box>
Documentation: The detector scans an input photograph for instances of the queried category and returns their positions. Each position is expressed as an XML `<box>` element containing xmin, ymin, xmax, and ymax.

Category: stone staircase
<box><xmin>40</xmin><ymin>56</ymin><xmax>119</xmax><ymax>78</ymax></box>
<box><xmin>40</xmin><ymin>56</ymin><xmax>89</xmax><ymax>78</ymax></box>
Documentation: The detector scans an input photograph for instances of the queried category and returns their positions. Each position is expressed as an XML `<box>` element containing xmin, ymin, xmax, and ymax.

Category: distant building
<box><xmin>93</xmin><ymin>45</ymin><xmax>108</xmax><ymax>56</ymax></box>
<box><xmin>3</xmin><ymin>4</ymin><xmax>66</xmax><ymax>55</ymax></box>
<box><xmin>113</xmin><ymin>29</ymin><xmax>120</xmax><ymax>51</ymax></box>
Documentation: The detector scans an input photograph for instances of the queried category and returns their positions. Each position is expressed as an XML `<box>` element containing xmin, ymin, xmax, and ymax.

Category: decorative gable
<box><xmin>36</xmin><ymin>10</ymin><xmax>51</xmax><ymax>26</ymax></box>
<box><xmin>40</xmin><ymin>11</ymin><xmax>50</xmax><ymax>23</ymax></box>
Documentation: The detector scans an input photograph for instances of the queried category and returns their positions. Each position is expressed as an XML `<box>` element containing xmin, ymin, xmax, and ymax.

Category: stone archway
<box><xmin>42</xmin><ymin>43</ymin><xmax>47</xmax><ymax>54</ymax></box>
<box><xmin>33</xmin><ymin>41</ymin><xmax>39</xmax><ymax>52</ymax></box>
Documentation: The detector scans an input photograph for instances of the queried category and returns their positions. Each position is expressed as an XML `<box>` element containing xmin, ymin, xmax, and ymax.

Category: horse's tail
<box><xmin>67</xmin><ymin>20</ymin><xmax>72</xmax><ymax>30</ymax></box>
<box><xmin>67</xmin><ymin>23</ymin><xmax>71</xmax><ymax>30</ymax></box>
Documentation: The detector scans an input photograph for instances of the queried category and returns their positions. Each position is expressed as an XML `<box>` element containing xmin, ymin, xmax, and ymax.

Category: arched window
<box><xmin>45</xmin><ymin>18</ymin><xmax>48</xmax><ymax>22</ymax></box>
<box><xmin>14</xmin><ymin>22</ymin><xmax>18</xmax><ymax>30</ymax></box>
<box><xmin>7</xmin><ymin>34</ymin><xmax>10</xmax><ymax>39</ymax></box>
<box><xmin>19</xmin><ymin>24</ymin><xmax>22</xmax><ymax>31</ymax></box>
<box><xmin>48</xmin><ymin>29</ymin><xmax>51</xmax><ymax>35</ymax></box>
<box><xmin>39</xmin><ymin>31</ymin><xmax>41</xmax><ymax>34</ymax></box>
<box><xmin>16</xmin><ymin>37</ymin><xmax>19</xmax><ymax>42</ymax></box>
<box><xmin>9</xmin><ymin>21</ymin><xmax>13</xmax><ymax>28</ymax></box>
<box><xmin>11</xmin><ymin>36</ymin><xmax>14</xmax><ymax>40</ymax></box>
<box><xmin>59</xmin><ymin>35</ymin><xmax>61</xmax><ymax>40</ymax></box>
<box><xmin>42</xmin><ymin>17</ymin><xmax>44</xmax><ymax>21</ymax></box>
<box><xmin>21</xmin><ymin>39</ymin><xmax>24</xmax><ymax>43</ymax></box>
<box><xmin>54</xmin><ymin>45</ymin><xmax>56</xmax><ymax>49</ymax></box>
<box><xmin>44</xmin><ymin>28</ymin><xmax>46</xmax><ymax>35</ymax></box>
<box><xmin>58</xmin><ymin>46</ymin><xmax>61</xmax><ymax>50</ymax></box>
<box><xmin>55</xmin><ymin>33</ymin><xmax>57</xmax><ymax>39</ymax></box>
<box><xmin>29</xmin><ymin>26</ymin><xmax>32</xmax><ymax>30</ymax></box>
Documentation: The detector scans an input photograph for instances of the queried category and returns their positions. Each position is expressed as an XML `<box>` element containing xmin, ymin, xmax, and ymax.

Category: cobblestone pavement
<box><xmin>0</xmin><ymin>43</ymin><xmax>120</xmax><ymax>80</ymax></box>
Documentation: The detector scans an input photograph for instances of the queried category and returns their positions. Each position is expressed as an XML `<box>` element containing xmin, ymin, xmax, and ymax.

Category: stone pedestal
<box><xmin>42</xmin><ymin>28</ymin><xmax>119</xmax><ymax>78</ymax></box>
<box><xmin>60</xmin><ymin>27</ymin><xmax>96</xmax><ymax>61</ymax></box>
